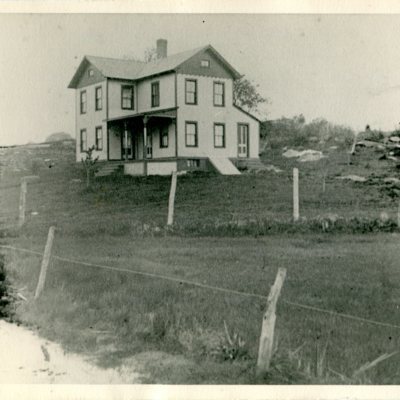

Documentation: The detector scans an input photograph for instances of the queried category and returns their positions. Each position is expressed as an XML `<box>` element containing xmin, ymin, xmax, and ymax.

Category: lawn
<box><xmin>1</xmin><ymin>142</ymin><xmax>400</xmax><ymax>383</ymax></box>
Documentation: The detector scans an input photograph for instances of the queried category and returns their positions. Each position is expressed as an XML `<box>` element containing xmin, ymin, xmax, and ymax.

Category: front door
<box><xmin>238</xmin><ymin>124</ymin><xmax>249</xmax><ymax>158</ymax></box>
<box><xmin>122</xmin><ymin>131</ymin><xmax>135</xmax><ymax>160</ymax></box>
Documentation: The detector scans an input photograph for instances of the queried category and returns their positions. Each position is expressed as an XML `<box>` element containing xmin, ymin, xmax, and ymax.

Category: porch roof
<box><xmin>105</xmin><ymin>107</ymin><xmax>177</xmax><ymax>123</ymax></box>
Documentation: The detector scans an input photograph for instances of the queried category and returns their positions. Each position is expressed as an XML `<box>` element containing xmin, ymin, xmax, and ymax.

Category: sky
<box><xmin>1</xmin><ymin>13</ymin><xmax>400</xmax><ymax>145</ymax></box>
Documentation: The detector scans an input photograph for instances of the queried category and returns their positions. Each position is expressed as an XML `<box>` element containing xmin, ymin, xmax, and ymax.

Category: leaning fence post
<box><xmin>18</xmin><ymin>178</ymin><xmax>27</xmax><ymax>228</ymax></box>
<box><xmin>256</xmin><ymin>267</ymin><xmax>287</xmax><ymax>377</ymax></box>
<box><xmin>34</xmin><ymin>226</ymin><xmax>56</xmax><ymax>299</ymax></box>
<box><xmin>293</xmin><ymin>168</ymin><xmax>299</xmax><ymax>221</ymax></box>
<box><xmin>167</xmin><ymin>171</ymin><xmax>177</xmax><ymax>226</ymax></box>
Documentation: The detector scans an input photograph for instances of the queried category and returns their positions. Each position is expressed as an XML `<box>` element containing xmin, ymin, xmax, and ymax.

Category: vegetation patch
<box><xmin>5</xmin><ymin>234</ymin><xmax>400</xmax><ymax>383</ymax></box>
<box><xmin>0</xmin><ymin>253</ymin><xmax>13</xmax><ymax>320</ymax></box>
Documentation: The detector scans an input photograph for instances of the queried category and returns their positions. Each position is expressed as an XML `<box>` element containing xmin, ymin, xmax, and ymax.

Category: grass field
<box><xmin>1</xmin><ymin>141</ymin><xmax>400</xmax><ymax>383</ymax></box>
<box><xmin>6</xmin><ymin>233</ymin><xmax>400</xmax><ymax>383</ymax></box>
<box><xmin>0</xmin><ymin>142</ymin><xmax>399</xmax><ymax>238</ymax></box>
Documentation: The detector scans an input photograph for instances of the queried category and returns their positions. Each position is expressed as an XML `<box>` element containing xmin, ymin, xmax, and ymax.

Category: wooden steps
<box><xmin>95</xmin><ymin>163</ymin><xmax>123</xmax><ymax>177</ymax></box>
<box><xmin>233</xmin><ymin>158</ymin><xmax>267</xmax><ymax>171</ymax></box>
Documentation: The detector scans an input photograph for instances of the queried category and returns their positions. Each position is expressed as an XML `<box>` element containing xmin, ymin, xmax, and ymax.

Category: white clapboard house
<box><xmin>68</xmin><ymin>39</ymin><xmax>261</xmax><ymax>176</ymax></box>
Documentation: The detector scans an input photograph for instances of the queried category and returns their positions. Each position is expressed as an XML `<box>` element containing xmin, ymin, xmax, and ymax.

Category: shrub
<box><xmin>263</xmin><ymin>115</ymin><xmax>355</xmax><ymax>150</ymax></box>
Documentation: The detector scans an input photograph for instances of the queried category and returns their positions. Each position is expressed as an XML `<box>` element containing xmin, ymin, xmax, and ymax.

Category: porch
<box><xmin>106</xmin><ymin>108</ymin><xmax>177</xmax><ymax>175</ymax></box>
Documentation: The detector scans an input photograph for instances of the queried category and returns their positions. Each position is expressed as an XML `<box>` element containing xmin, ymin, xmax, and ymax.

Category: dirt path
<box><xmin>0</xmin><ymin>320</ymin><xmax>142</xmax><ymax>384</ymax></box>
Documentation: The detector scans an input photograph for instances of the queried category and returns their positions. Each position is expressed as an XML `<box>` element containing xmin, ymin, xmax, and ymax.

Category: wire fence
<box><xmin>2</xmin><ymin>243</ymin><xmax>400</xmax><ymax>331</ymax></box>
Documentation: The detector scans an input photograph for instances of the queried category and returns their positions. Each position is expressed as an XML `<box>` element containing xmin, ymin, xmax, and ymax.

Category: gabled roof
<box><xmin>136</xmin><ymin>45</ymin><xmax>206</xmax><ymax>79</ymax></box>
<box><xmin>68</xmin><ymin>45</ymin><xmax>241</xmax><ymax>88</ymax></box>
<box><xmin>68</xmin><ymin>56</ymin><xmax>145</xmax><ymax>88</ymax></box>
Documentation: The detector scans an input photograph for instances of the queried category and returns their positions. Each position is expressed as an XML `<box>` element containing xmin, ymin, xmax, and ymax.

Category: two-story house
<box><xmin>68</xmin><ymin>39</ymin><xmax>261</xmax><ymax>176</ymax></box>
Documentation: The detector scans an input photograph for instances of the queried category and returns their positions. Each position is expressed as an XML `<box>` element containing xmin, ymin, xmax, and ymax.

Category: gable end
<box><xmin>68</xmin><ymin>58</ymin><xmax>106</xmax><ymax>89</ymax></box>
<box><xmin>176</xmin><ymin>47</ymin><xmax>240</xmax><ymax>79</ymax></box>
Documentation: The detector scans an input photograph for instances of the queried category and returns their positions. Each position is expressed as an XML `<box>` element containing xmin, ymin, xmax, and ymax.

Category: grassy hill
<box><xmin>1</xmin><ymin>140</ymin><xmax>400</xmax><ymax>384</ymax></box>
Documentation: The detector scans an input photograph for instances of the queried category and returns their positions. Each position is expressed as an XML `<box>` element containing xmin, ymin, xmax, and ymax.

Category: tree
<box><xmin>233</xmin><ymin>77</ymin><xmax>267</xmax><ymax>113</ymax></box>
<box><xmin>144</xmin><ymin>47</ymin><xmax>158</xmax><ymax>62</ymax></box>
<box><xmin>123</xmin><ymin>47</ymin><xmax>158</xmax><ymax>62</ymax></box>
<box><xmin>81</xmin><ymin>146</ymin><xmax>99</xmax><ymax>188</ymax></box>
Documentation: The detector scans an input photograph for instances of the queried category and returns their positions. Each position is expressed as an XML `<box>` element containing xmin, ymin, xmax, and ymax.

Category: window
<box><xmin>186</xmin><ymin>159</ymin><xmax>200</xmax><ymax>168</ymax></box>
<box><xmin>185</xmin><ymin>122</ymin><xmax>198</xmax><ymax>147</ymax></box>
<box><xmin>88</xmin><ymin>69</ymin><xmax>94</xmax><ymax>77</ymax></box>
<box><xmin>95</xmin><ymin>126</ymin><xmax>103</xmax><ymax>151</ymax></box>
<box><xmin>214</xmin><ymin>123</ymin><xmax>225</xmax><ymax>148</ymax></box>
<box><xmin>80</xmin><ymin>90</ymin><xmax>87</xmax><ymax>114</ymax></box>
<box><xmin>123</xmin><ymin>133</ymin><xmax>132</xmax><ymax>158</ymax></box>
<box><xmin>160</xmin><ymin>126</ymin><xmax>169</xmax><ymax>148</ymax></box>
<box><xmin>80</xmin><ymin>129</ymin><xmax>87</xmax><ymax>152</ymax></box>
<box><xmin>95</xmin><ymin>86</ymin><xmax>102</xmax><ymax>111</ymax></box>
<box><xmin>151</xmin><ymin>82</ymin><xmax>160</xmax><ymax>107</ymax></box>
<box><xmin>185</xmin><ymin>79</ymin><xmax>197</xmax><ymax>105</ymax></box>
<box><xmin>201</xmin><ymin>60</ymin><xmax>210</xmax><ymax>68</ymax></box>
<box><xmin>213</xmin><ymin>82</ymin><xmax>225</xmax><ymax>107</ymax></box>
<box><xmin>121</xmin><ymin>85</ymin><xmax>134</xmax><ymax>110</ymax></box>
<box><xmin>146</xmin><ymin>132</ymin><xmax>153</xmax><ymax>158</ymax></box>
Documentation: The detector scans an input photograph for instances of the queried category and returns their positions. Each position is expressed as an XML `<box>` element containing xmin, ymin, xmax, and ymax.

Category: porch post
<box><xmin>143</xmin><ymin>116</ymin><xmax>148</xmax><ymax>175</ymax></box>
<box><xmin>123</xmin><ymin>121</ymin><xmax>128</xmax><ymax>161</ymax></box>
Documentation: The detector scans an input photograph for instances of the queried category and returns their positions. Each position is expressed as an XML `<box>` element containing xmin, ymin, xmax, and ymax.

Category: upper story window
<box><xmin>88</xmin><ymin>69</ymin><xmax>94</xmax><ymax>77</ymax></box>
<box><xmin>95</xmin><ymin>126</ymin><xmax>103</xmax><ymax>151</ymax></box>
<box><xmin>121</xmin><ymin>85</ymin><xmax>134</xmax><ymax>110</ymax></box>
<box><xmin>201</xmin><ymin>60</ymin><xmax>210</xmax><ymax>68</ymax></box>
<box><xmin>185</xmin><ymin>121</ymin><xmax>198</xmax><ymax>147</ymax></box>
<box><xmin>151</xmin><ymin>81</ymin><xmax>160</xmax><ymax>107</ymax></box>
<box><xmin>214</xmin><ymin>123</ymin><xmax>225</xmax><ymax>148</ymax></box>
<box><xmin>213</xmin><ymin>82</ymin><xmax>225</xmax><ymax>107</ymax></box>
<box><xmin>95</xmin><ymin>86</ymin><xmax>102</xmax><ymax>111</ymax></box>
<box><xmin>80</xmin><ymin>90</ymin><xmax>87</xmax><ymax>114</ymax></box>
<box><xmin>185</xmin><ymin>79</ymin><xmax>197</xmax><ymax>105</ymax></box>
<box><xmin>80</xmin><ymin>129</ymin><xmax>87</xmax><ymax>152</ymax></box>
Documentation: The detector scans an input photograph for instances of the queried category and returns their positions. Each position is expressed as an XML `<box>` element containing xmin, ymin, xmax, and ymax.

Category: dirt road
<box><xmin>0</xmin><ymin>320</ymin><xmax>142</xmax><ymax>384</ymax></box>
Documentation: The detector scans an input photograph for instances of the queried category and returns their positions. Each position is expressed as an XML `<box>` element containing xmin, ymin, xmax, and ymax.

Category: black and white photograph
<box><xmin>0</xmin><ymin>5</ymin><xmax>400</xmax><ymax>398</ymax></box>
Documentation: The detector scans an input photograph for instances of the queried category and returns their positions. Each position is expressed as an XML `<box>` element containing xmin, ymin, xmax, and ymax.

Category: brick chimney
<box><xmin>156</xmin><ymin>39</ymin><xmax>167</xmax><ymax>59</ymax></box>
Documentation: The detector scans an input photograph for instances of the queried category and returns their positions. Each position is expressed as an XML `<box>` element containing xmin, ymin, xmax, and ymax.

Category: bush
<box><xmin>262</xmin><ymin>115</ymin><xmax>355</xmax><ymax>150</ymax></box>
<box><xmin>357</xmin><ymin>129</ymin><xmax>385</xmax><ymax>143</ymax></box>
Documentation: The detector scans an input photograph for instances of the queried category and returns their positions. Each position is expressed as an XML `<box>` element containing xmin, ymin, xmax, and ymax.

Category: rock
<box><xmin>31</xmin><ymin>212</ymin><xmax>39</xmax><ymax>216</ymax></box>
<box><xmin>380</xmin><ymin>212</ymin><xmax>389</xmax><ymax>222</ymax></box>
<box><xmin>71</xmin><ymin>179</ymin><xmax>81</xmax><ymax>183</ymax></box>
<box><xmin>383</xmin><ymin>177</ymin><xmax>400</xmax><ymax>184</ymax></box>
<box><xmin>355</xmin><ymin>140</ymin><xmax>385</xmax><ymax>150</ymax></box>
<box><xmin>282</xmin><ymin>149</ymin><xmax>325</xmax><ymax>162</ymax></box>
<box><xmin>256</xmin><ymin>165</ymin><xmax>283</xmax><ymax>174</ymax></box>
<box><xmin>336</xmin><ymin>175</ymin><xmax>367</xmax><ymax>183</ymax></box>
<box><xmin>299</xmin><ymin>152</ymin><xmax>325</xmax><ymax>162</ymax></box>
<box><xmin>143</xmin><ymin>224</ymin><xmax>150</xmax><ymax>232</ymax></box>
<box><xmin>325</xmin><ymin>213</ymin><xmax>339</xmax><ymax>222</ymax></box>
<box><xmin>389</xmin><ymin>136</ymin><xmax>400</xmax><ymax>143</ymax></box>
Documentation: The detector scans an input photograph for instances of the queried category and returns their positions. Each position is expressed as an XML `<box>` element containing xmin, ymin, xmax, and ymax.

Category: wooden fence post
<box><xmin>398</xmin><ymin>201</ymin><xmax>400</xmax><ymax>229</ymax></box>
<box><xmin>293</xmin><ymin>168</ymin><xmax>299</xmax><ymax>221</ymax></box>
<box><xmin>18</xmin><ymin>178</ymin><xmax>27</xmax><ymax>228</ymax></box>
<box><xmin>34</xmin><ymin>226</ymin><xmax>56</xmax><ymax>299</ymax></box>
<box><xmin>256</xmin><ymin>267</ymin><xmax>287</xmax><ymax>377</ymax></box>
<box><xmin>167</xmin><ymin>171</ymin><xmax>177</xmax><ymax>226</ymax></box>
